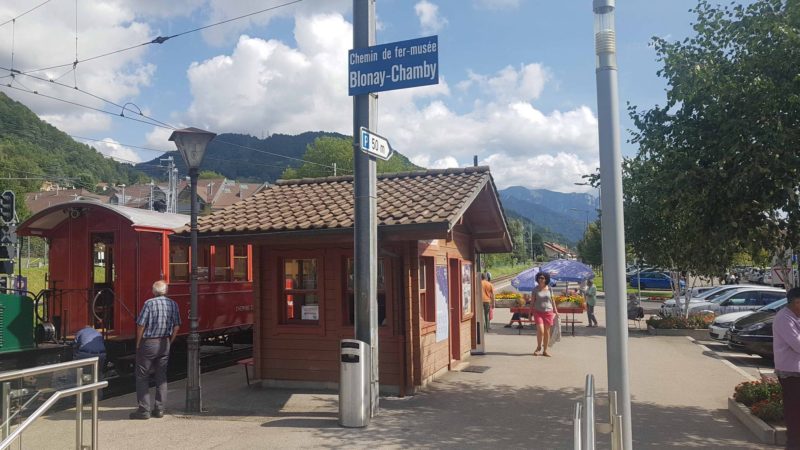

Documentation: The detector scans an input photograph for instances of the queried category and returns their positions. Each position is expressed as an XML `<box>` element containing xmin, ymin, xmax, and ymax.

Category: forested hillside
<box><xmin>0</xmin><ymin>92</ymin><xmax>147</xmax><ymax>213</ymax></box>
<box><xmin>139</xmin><ymin>131</ymin><xmax>351</xmax><ymax>183</ymax></box>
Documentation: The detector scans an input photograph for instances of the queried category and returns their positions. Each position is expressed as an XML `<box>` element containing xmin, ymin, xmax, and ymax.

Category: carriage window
<box><xmin>169</xmin><ymin>243</ymin><xmax>189</xmax><ymax>282</ymax></box>
<box><xmin>196</xmin><ymin>245</ymin><xmax>210</xmax><ymax>282</ymax></box>
<box><xmin>282</xmin><ymin>258</ymin><xmax>319</xmax><ymax>324</ymax></box>
<box><xmin>344</xmin><ymin>258</ymin><xmax>386</xmax><ymax>326</ymax></box>
<box><xmin>233</xmin><ymin>245</ymin><xmax>249</xmax><ymax>281</ymax></box>
<box><xmin>213</xmin><ymin>245</ymin><xmax>231</xmax><ymax>281</ymax></box>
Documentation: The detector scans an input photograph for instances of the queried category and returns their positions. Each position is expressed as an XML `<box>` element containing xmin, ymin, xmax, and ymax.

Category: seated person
<box><xmin>505</xmin><ymin>294</ymin><xmax>532</xmax><ymax>329</ymax></box>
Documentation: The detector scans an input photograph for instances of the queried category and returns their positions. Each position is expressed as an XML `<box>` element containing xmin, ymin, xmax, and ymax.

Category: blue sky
<box><xmin>0</xmin><ymin>0</ymin><xmax>712</xmax><ymax>192</ymax></box>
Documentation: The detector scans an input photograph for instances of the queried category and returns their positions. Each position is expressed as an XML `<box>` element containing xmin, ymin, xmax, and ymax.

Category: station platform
<box><xmin>20</xmin><ymin>306</ymin><xmax>770</xmax><ymax>449</ymax></box>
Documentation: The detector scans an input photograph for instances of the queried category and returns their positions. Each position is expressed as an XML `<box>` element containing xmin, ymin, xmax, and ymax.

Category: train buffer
<box><xmin>236</xmin><ymin>357</ymin><xmax>254</xmax><ymax>386</ymax></box>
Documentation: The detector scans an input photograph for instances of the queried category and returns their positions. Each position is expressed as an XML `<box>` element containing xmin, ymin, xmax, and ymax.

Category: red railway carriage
<box><xmin>17</xmin><ymin>201</ymin><xmax>254</xmax><ymax>349</ymax></box>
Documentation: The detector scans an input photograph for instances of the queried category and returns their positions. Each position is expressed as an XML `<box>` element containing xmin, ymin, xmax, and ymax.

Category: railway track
<box><xmin>102</xmin><ymin>344</ymin><xmax>253</xmax><ymax>399</ymax></box>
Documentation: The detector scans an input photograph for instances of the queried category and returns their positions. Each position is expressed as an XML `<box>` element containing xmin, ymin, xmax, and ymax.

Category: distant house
<box><xmin>175</xmin><ymin>178</ymin><xmax>267</xmax><ymax>214</ymax></box>
<box><xmin>25</xmin><ymin>189</ymin><xmax>109</xmax><ymax>215</ymax></box>
<box><xmin>543</xmin><ymin>242</ymin><xmax>574</xmax><ymax>260</ymax></box>
<box><xmin>109</xmin><ymin>184</ymin><xmax>166</xmax><ymax>210</ymax></box>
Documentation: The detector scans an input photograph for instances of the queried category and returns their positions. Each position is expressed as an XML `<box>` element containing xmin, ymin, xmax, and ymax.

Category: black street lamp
<box><xmin>169</xmin><ymin>127</ymin><xmax>216</xmax><ymax>413</ymax></box>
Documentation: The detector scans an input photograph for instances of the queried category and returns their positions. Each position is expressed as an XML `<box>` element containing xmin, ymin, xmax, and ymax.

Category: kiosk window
<box><xmin>282</xmin><ymin>258</ymin><xmax>319</xmax><ymax>324</ymax></box>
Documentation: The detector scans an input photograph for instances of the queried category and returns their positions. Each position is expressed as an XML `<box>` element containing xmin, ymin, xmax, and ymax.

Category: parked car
<box><xmin>661</xmin><ymin>285</ymin><xmax>752</xmax><ymax>314</ymax></box>
<box><xmin>727</xmin><ymin>298</ymin><xmax>789</xmax><ymax>358</ymax></box>
<box><xmin>708</xmin><ymin>298</ymin><xmax>787</xmax><ymax>341</ymax></box>
<box><xmin>629</xmin><ymin>271</ymin><xmax>685</xmax><ymax>291</ymax></box>
<box><xmin>747</xmin><ymin>268</ymin><xmax>765</xmax><ymax>284</ymax></box>
<box><xmin>686</xmin><ymin>287</ymin><xmax>785</xmax><ymax>316</ymax></box>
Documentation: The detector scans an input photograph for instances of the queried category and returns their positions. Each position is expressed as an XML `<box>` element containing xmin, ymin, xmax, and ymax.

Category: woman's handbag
<box><xmin>489</xmin><ymin>307</ymin><xmax>494</xmax><ymax>320</ymax></box>
<box><xmin>550</xmin><ymin>316</ymin><xmax>562</xmax><ymax>345</ymax></box>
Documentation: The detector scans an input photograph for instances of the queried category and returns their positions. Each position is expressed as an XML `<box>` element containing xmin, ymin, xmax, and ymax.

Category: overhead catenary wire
<box><xmin>0</xmin><ymin>83</ymin><xmax>175</xmax><ymax>130</ymax></box>
<box><xmin>18</xmin><ymin>0</ymin><xmax>303</xmax><ymax>76</ymax></box>
<box><xmin>4</xmin><ymin>126</ymin><xmax>342</xmax><ymax>176</ymax></box>
<box><xmin>0</xmin><ymin>66</ymin><xmax>178</xmax><ymax>130</ymax></box>
<box><xmin>0</xmin><ymin>0</ymin><xmax>54</xmax><ymax>28</ymax></box>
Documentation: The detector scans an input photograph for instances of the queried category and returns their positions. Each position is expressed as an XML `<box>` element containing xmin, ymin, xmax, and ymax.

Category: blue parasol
<box><xmin>540</xmin><ymin>259</ymin><xmax>595</xmax><ymax>283</ymax></box>
<box><xmin>510</xmin><ymin>266</ymin><xmax>541</xmax><ymax>291</ymax></box>
<box><xmin>511</xmin><ymin>259</ymin><xmax>594</xmax><ymax>291</ymax></box>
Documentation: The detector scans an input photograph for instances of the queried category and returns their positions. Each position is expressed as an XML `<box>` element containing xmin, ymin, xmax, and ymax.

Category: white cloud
<box><xmin>415</xmin><ymin>1</ymin><xmax>448</xmax><ymax>35</ymax></box>
<box><xmin>177</xmin><ymin>11</ymin><xmax>599</xmax><ymax>193</ymax></box>
<box><xmin>184</xmin><ymin>13</ymin><xmax>352</xmax><ymax>135</ymax></box>
<box><xmin>483</xmin><ymin>152</ymin><xmax>597</xmax><ymax>192</ymax></box>
<box><xmin>473</xmin><ymin>0</ymin><xmax>520</xmax><ymax>11</ymax></box>
<box><xmin>145</xmin><ymin>127</ymin><xmax>179</xmax><ymax>152</ymax></box>
<box><xmin>0</xmin><ymin>1</ymin><xmax>157</xmax><ymax>134</ymax></box>
<box><xmin>89</xmin><ymin>138</ymin><xmax>143</xmax><ymax>163</ymax></box>
<box><xmin>461</xmin><ymin>64</ymin><xmax>550</xmax><ymax>102</ymax></box>
<box><xmin>200</xmin><ymin>0</ymin><xmax>350</xmax><ymax>46</ymax></box>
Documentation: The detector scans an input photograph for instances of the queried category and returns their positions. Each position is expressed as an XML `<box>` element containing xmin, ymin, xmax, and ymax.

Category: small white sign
<box><xmin>360</xmin><ymin>127</ymin><xmax>393</xmax><ymax>160</ymax></box>
<box><xmin>301</xmin><ymin>305</ymin><xmax>319</xmax><ymax>320</ymax></box>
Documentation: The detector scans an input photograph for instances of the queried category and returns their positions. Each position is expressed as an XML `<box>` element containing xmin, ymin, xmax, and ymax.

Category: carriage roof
<box><xmin>17</xmin><ymin>200</ymin><xmax>189</xmax><ymax>235</ymax></box>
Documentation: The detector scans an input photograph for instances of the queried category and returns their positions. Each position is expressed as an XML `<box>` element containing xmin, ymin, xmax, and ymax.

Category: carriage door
<box><xmin>91</xmin><ymin>233</ymin><xmax>115</xmax><ymax>330</ymax></box>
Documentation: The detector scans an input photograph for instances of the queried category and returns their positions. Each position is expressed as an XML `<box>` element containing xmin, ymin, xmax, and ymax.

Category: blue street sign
<box><xmin>348</xmin><ymin>35</ymin><xmax>439</xmax><ymax>96</ymax></box>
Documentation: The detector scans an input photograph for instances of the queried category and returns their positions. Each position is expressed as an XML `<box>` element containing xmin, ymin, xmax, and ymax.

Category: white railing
<box><xmin>574</xmin><ymin>375</ymin><xmax>625</xmax><ymax>450</ymax></box>
<box><xmin>0</xmin><ymin>357</ymin><xmax>107</xmax><ymax>450</ymax></box>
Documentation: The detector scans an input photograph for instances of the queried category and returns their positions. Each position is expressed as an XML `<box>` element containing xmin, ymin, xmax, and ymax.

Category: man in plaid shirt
<box><xmin>130</xmin><ymin>280</ymin><xmax>181</xmax><ymax>420</ymax></box>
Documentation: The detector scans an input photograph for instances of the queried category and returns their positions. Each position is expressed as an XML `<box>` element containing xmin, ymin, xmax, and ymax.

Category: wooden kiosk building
<box><xmin>195</xmin><ymin>167</ymin><xmax>511</xmax><ymax>394</ymax></box>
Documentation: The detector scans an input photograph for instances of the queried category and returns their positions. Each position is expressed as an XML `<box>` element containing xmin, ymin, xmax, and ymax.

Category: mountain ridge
<box><xmin>498</xmin><ymin>185</ymin><xmax>598</xmax><ymax>245</ymax></box>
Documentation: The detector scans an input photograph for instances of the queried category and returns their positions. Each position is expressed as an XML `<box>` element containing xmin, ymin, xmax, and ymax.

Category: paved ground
<box><xmin>17</xmin><ymin>303</ymin><xmax>774</xmax><ymax>449</ymax></box>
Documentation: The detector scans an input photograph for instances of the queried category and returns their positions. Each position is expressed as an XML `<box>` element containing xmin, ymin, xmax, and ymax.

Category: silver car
<box><xmin>708</xmin><ymin>298</ymin><xmax>787</xmax><ymax>340</ymax></box>
<box><xmin>661</xmin><ymin>284</ymin><xmax>753</xmax><ymax>315</ymax></box>
<box><xmin>687</xmin><ymin>287</ymin><xmax>785</xmax><ymax>316</ymax></box>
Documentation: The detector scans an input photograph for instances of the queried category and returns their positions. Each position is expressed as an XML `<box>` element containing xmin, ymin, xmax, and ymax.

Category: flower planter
<box><xmin>727</xmin><ymin>397</ymin><xmax>787</xmax><ymax>446</ymax></box>
<box><xmin>646</xmin><ymin>325</ymin><xmax>710</xmax><ymax>340</ymax></box>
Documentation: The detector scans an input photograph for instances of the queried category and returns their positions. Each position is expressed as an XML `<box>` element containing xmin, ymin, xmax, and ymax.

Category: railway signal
<box><xmin>0</xmin><ymin>191</ymin><xmax>14</xmax><ymax>224</ymax></box>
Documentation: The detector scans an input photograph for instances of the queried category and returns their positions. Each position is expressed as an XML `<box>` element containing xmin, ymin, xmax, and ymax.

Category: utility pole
<box><xmin>352</xmin><ymin>0</ymin><xmax>379</xmax><ymax>418</ymax></box>
<box><xmin>529</xmin><ymin>224</ymin><xmax>534</xmax><ymax>263</ymax></box>
<box><xmin>593</xmin><ymin>1</ymin><xmax>632</xmax><ymax>448</ymax></box>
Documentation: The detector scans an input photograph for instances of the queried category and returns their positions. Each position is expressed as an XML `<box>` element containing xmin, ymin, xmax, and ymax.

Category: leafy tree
<box><xmin>625</xmin><ymin>0</ymin><xmax>800</xmax><ymax>281</ymax></box>
<box><xmin>280</xmin><ymin>136</ymin><xmax>421</xmax><ymax>179</ymax></box>
<box><xmin>198</xmin><ymin>170</ymin><xmax>225</xmax><ymax>179</ymax></box>
<box><xmin>577</xmin><ymin>221</ymin><xmax>602</xmax><ymax>266</ymax></box>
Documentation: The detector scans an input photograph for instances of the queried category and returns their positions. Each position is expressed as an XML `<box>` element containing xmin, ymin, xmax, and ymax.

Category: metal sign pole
<box><xmin>352</xmin><ymin>0</ymin><xmax>379</xmax><ymax>418</ymax></box>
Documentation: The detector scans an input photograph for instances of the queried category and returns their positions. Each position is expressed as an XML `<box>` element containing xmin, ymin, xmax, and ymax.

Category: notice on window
<box><xmin>435</xmin><ymin>265</ymin><xmax>449</xmax><ymax>343</ymax></box>
<box><xmin>302</xmin><ymin>305</ymin><xmax>319</xmax><ymax>321</ymax></box>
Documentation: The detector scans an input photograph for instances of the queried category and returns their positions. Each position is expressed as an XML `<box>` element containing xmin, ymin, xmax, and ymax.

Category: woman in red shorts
<box><xmin>532</xmin><ymin>272</ymin><xmax>558</xmax><ymax>356</ymax></box>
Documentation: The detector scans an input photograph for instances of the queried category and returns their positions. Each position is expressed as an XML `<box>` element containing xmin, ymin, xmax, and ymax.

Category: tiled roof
<box><xmin>196</xmin><ymin>167</ymin><xmax>493</xmax><ymax>234</ymax></box>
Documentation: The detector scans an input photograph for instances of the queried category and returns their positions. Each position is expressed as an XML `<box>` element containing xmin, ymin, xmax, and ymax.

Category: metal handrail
<box><xmin>0</xmin><ymin>358</ymin><xmax>106</xmax><ymax>450</ymax></box>
<box><xmin>583</xmin><ymin>374</ymin><xmax>595</xmax><ymax>450</ymax></box>
<box><xmin>573</xmin><ymin>402</ymin><xmax>582</xmax><ymax>450</ymax></box>
<box><xmin>0</xmin><ymin>358</ymin><xmax>96</xmax><ymax>383</ymax></box>
<box><xmin>0</xmin><ymin>382</ymin><xmax>107</xmax><ymax>450</ymax></box>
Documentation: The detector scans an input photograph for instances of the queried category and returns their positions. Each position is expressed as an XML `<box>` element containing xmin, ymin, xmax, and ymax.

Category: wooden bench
<box><xmin>237</xmin><ymin>357</ymin><xmax>254</xmax><ymax>386</ymax></box>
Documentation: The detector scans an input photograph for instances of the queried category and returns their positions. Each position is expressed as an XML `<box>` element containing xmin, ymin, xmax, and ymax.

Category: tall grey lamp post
<box><xmin>593</xmin><ymin>0</ymin><xmax>632</xmax><ymax>448</ymax></box>
<box><xmin>169</xmin><ymin>127</ymin><xmax>217</xmax><ymax>413</ymax></box>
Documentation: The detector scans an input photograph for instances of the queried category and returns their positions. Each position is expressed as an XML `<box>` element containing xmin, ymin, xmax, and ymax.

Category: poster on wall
<box><xmin>462</xmin><ymin>262</ymin><xmax>472</xmax><ymax>315</ymax></box>
<box><xmin>435</xmin><ymin>265</ymin><xmax>449</xmax><ymax>342</ymax></box>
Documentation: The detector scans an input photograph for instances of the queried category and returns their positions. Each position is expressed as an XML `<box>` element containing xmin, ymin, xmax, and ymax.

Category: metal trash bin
<box><xmin>339</xmin><ymin>339</ymin><xmax>370</xmax><ymax>428</ymax></box>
